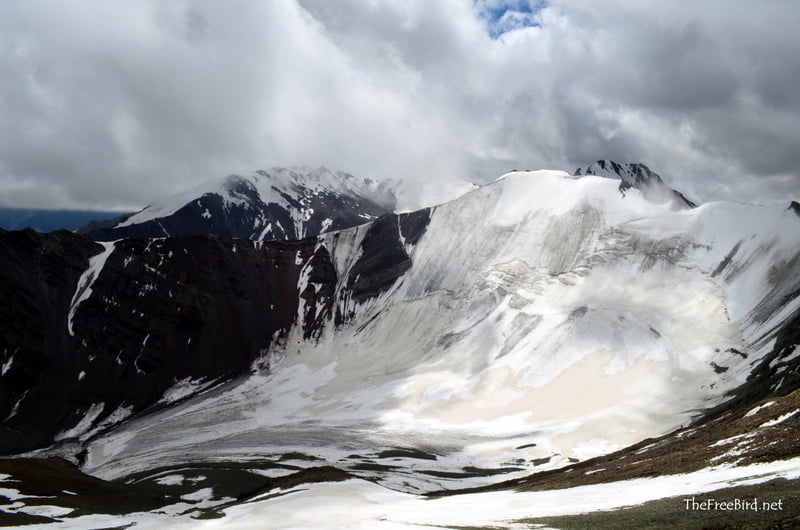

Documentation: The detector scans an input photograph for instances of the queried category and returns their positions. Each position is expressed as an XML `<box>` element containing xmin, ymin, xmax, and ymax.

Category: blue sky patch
<box><xmin>474</xmin><ymin>0</ymin><xmax>547</xmax><ymax>38</ymax></box>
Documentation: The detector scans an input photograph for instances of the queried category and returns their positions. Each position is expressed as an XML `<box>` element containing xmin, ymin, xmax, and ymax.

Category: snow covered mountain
<box><xmin>79</xmin><ymin>167</ymin><xmax>397</xmax><ymax>241</ymax></box>
<box><xmin>1</xmin><ymin>167</ymin><xmax>799</xmax><ymax>526</ymax></box>
<box><xmin>574</xmin><ymin>159</ymin><xmax>697</xmax><ymax>209</ymax></box>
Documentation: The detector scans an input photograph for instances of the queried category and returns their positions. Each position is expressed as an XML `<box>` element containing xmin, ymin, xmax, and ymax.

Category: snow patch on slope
<box><xmin>115</xmin><ymin>178</ymin><xmax>225</xmax><ymax>228</ymax></box>
<box><xmin>158</xmin><ymin>377</ymin><xmax>211</xmax><ymax>405</ymax></box>
<box><xmin>153</xmin><ymin>457</ymin><xmax>800</xmax><ymax>529</ymax></box>
<box><xmin>67</xmin><ymin>242</ymin><xmax>116</xmax><ymax>336</ymax></box>
<box><xmin>55</xmin><ymin>403</ymin><xmax>105</xmax><ymax>441</ymax></box>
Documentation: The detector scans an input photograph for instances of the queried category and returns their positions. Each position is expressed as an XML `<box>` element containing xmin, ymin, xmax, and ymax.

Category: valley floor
<box><xmin>2</xmin><ymin>456</ymin><xmax>799</xmax><ymax>529</ymax></box>
<box><xmin>3</xmin><ymin>369</ymin><xmax>800</xmax><ymax>529</ymax></box>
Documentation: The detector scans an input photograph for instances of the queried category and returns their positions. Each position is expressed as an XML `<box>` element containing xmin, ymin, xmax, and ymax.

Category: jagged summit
<box><xmin>574</xmin><ymin>160</ymin><xmax>659</xmax><ymax>185</ymax></box>
<box><xmin>79</xmin><ymin>167</ymin><xmax>397</xmax><ymax>242</ymax></box>
<box><xmin>574</xmin><ymin>160</ymin><xmax>696</xmax><ymax>209</ymax></box>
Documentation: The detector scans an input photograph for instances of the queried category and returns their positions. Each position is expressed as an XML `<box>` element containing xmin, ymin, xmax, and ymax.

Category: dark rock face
<box><xmin>347</xmin><ymin>215</ymin><xmax>413</xmax><ymax>304</ymax></box>
<box><xmin>0</xmin><ymin>231</ymin><xmax>315</xmax><ymax>453</ymax></box>
<box><xmin>0</xmin><ymin>229</ymin><xmax>104</xmax><ymax>451</ymax></box>
<box><xmin>298</xmin><ymin>245</ymin><xmax>338</xmax><ymax>340</ymax></box>
<box><xmin>0</xmin><ymin>210</ymin><xmax>430</xmax><ymax>455</ymax></box>
<box><xmin>336</xmin><ymin>209</ymin><xmax>431</xmax><ymax>326</ymax></box>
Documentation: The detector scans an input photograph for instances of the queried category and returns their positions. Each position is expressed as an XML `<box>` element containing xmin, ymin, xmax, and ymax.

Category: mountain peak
<box><xmin>574</xmin><ymin>160</ymin><xmax>660</xmax><ymax>185</ymax></box>
<box><xmin>79</xmin><ymin>167</ymin><xmax>397</xmax><ymax>242</ymax></box>
<box><xmin>574</xmin><ymin>160</ymin><xmax>696</xmax><ymax>209</ymax></box>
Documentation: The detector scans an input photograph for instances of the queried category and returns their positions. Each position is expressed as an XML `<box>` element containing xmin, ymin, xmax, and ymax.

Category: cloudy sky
<box><xmin>1</xmin><ymin>0</ymin><xmax>798</xmax><ymax>211</ymax></box>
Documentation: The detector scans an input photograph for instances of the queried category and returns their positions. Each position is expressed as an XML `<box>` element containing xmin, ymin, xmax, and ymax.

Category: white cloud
<box><xmin>0</xmin><ymin>0</ymin><xmax>797</xmax><ymax>210</ymax></box>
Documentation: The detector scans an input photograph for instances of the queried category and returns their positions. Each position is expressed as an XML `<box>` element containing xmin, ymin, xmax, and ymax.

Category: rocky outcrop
<box><xmin>0</xmin><ymin>230</ymin><xmax>316</xmax><ymax>453</ymax></box>
<box><xmin>336</xmin><ymin>208</ymin><xmax>431</xmax><ymax>324</ymax></box>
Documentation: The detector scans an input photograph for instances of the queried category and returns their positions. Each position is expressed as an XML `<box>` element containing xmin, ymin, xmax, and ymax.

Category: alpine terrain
<box><xmin>78</xmin><ymin>167</ymin><xmax>397</xmax><ymax>241</ymax></box>
<box><xmin>1</xmin><ymin>161</ymin><xmax>799</xmax><ymax>528</ymax></box>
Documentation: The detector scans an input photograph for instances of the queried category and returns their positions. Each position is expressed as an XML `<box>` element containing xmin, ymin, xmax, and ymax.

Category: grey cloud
<box><xmin>300</xmin><ymin>0</ymin><xmax>800</xmax><ymax>202</ymax></box>
<box><xmin>0</xmin><ymin>0</ymin><xmax>798</xmax><ymax>210</ymax></box>
<box><xmin>0</xmin><ymin>1</ymin><xmax>287</xmax><ymax>209</ymax></box>
<box><xmin>546</xmin><ymin>0</ymin><xmax>800</xmax><ymax>197</ymax></box>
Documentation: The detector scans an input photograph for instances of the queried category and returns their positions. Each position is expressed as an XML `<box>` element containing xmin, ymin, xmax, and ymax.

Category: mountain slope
<box><xmin>0</xmin><ymin>207</ymin><xmax>431</xmax><ymax>454</ymax></box>
<box><xmin>1</xmin><ymin>168</ymin><xmax>798</xmax><ymax>526</ymax></box>
<box><xmin>0</xmin><ymin>229</ymin><xmax>314</xmax><ymax>453</ymax></box>
<box><xmin>78</xmin><ymin>167</ymin><xmax>396</xmax><ymax>241</ymax></box>
<box><xmin>73</xmin><ymin>170</ymin><xmax>800</xmax><ymax>490</ymax></box>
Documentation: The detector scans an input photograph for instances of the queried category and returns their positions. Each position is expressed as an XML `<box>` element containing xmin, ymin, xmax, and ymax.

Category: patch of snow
<box><xmin>157</xmin><ymin>377</ymin><xmax>207</xmax><ymax>405</ymax></box>
<box><xmin>320</xmin><ymin>218</ymin><xmax>333</xmax><ymax>233</ymax></box>
<box><xmin>247</xmin><ymin>468</ymin><xmax>297</xmax><ymax>479</ymax></box>
<box><xmin>745</xmin><ymin>401</ymin><xmax>776</xmax><ymax>417</ymax></box>
<box><xmin>55</xmin><ymin>402</ymin><xmax>105</xmax><ymax>441</ymax></box>
<box><xmin>0</xmin><ymin>487</ymin><xmax>30</xmax><ymax>501</ymax></box>
<box><xmin>68</xmin><ymin>242</ymin><xmax>116</xmax><ymax>336</ymax></box>
<box><xmin>19</xmin><ymin>505</ymin><xmax>74</xmax><ymax>518</ymax></box>
<box><xmin>99</xmin><ymin>405</ymin><xmax>133</xmax><ymax>426</ymax></box>
<box><xmin>156</xmin><ymin>220</ymin><xmax>170</xmax><ymax>237</ymax></box>
<box><xmin>571</xmin><ymin>439</ymin><xmax>619</xmax><ymax>461</ymax></box>
<box><xmin>67</xmin><ymin>403</ymin><xmax>135</xmax><ymax>443</ymax></box>
<box><xmin>257</xmin><ymin>222</ymin><xmax>272</xmax><ymax>241</ymax></box>
<box><xmin>779</xmin><ymin>345</ymin><xmax>800</xmax><ymax>365</ymax></box>
<box><xmin>156</xmin><ymin>475</ymin><xmax>185</xmax><ymax>486</ymax></box>
<box><xmin>3</xmin><ymin>390</ymin><xmax>28</xmax><ymax>422</ymax></box>
<box><xmin>181</xmin><ymin>457</ymin><xmax>800</xmax><ymax>529</ymax></box>
<box><xmin>180</xmin><ymin>487</ymin><xmax>214</xmax><ymax>502</ymax></box>
<box><xmin>139</xmin><ymin>283</ymin><xmax>157</xmax><ymax>296</ymax></box>
<box><xmin>710</xmin><ymin>433</ymin><xmax>756</xmax><ymax>448</ymax></box>
<box><xmin>584</xmin><ymin>468</ymin><xmax>606</xmax><ymax>475</ymax></box>
<box><xmin>760</xmin><ymin>409</ymin><xmax>799</xmax><ymax>428</ymax></box>
<box><xmin>1</xmin><ymin>355</ymin><xmax>13</xmax><ymax>376</ymax></box>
